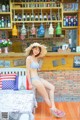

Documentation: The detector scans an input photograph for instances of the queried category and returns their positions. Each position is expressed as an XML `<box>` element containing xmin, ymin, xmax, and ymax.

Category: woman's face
<box><xmin>32</xmin><ymin>47</ymin><xmax>40</xmax><ymax>56</ymax></box>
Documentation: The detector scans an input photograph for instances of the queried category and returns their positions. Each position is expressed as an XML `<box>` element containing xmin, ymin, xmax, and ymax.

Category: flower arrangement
<box><xmin>0</xmin><ymin>39</ymin><xmax>12</xmax><ymax>48</ymax></box>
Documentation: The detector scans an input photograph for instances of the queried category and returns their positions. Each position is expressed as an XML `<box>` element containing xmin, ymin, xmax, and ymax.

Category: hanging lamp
<box><xmin>12</xmin><ymin>8</ymin><xmax>18</xmax><ymax>36</ymax></box>
<box><xmin>12</xmin><ymin>24</ymin><xmax>18</xmax><ymax>36</ymax></box>
<box><xmin>21</xmin><ymin>23</ymin><xmax>27</xmax><ymax>35</ymax></box>
<box><xmin>31</xmin><ymin>23</ymin><xmax>36</xmax><ymax>36</ymax></box>
<box><xmin>56</xmin><ymin>6</ymin><xmax>62</xmax><ymax>37</ymax></box>
<box><xmin>48</xmin><ymin>9</ymin><xmax>54</xmax><ymax>37</ymax></box>
<box><xmin>21</xmin><ymin>8</ymin><xmax>27</xmax><ymax>36</ymax></box>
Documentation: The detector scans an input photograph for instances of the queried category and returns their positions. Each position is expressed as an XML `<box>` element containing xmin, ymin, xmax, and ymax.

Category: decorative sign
<box><xmin>14</xmin><ymin>59</ymin><xmax>26</xmax><ymax>66</ymax></box>
<box><xmin>73</xmin><ymin>56</ymin><xmax>80</xmax><ymax>68</ymax></box>
<box><xmin>0</xmin><ymin>60</ymin><xmax>4</xmax><ymax>67</ymax></box>
<box><xmin>4</xmin><ymin>61</ymin><xmax>10</xmax><ymax>68</ymax></box>
<box><xmin>52</xmin><ymin>58</ymin><xmax>66</xmax><ymax>67</ymax></box>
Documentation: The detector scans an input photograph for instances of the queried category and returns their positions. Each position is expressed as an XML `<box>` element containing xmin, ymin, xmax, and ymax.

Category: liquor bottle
<box><xmin>52</xmin><ymin>14</ymin><xmax>56</xmax><ymax>20</ymax></box>
<box><xmin>75</xmin><ymin>15</ymin><xmax>78</xmax><ymax>26</ymax></box>
<box><xmin>18</xmin><ymin>14</ymin><xmax>22</xmax><ymax>21</ymax></box>
<box><xmin>48</xmin><ymin>13</ymin><xmax>51</xmax><ymax>20</ymax></box>
<box><xmin>68</xmin><ymin>16</ymin><xmax>71</xmax><ymax>26</ymax></box>
<box><xmin>14</xmin><ymin>14</ymin><xmax>18</xmax><ymax>21</ymax></box>
<box><xmin>4</xmin><ymin>17</ymin><xmax>8</xmax><ymax>28</ymax></box>
<box><xmin>7</xmin><ymin>17</ymin><xmax>11</xmax><ymax>28</ymax></box>
<box><xmin>70</xmin><ymin>16</ymin><xmax>74</xmax><ymax>26</ymax></box>
<box><xmin>73</xmin><ymin>16</ymin><xmax>76</xmax><ymax>26</ymax></box>
<box><xmin>23</xmin><ymin>13</ymin><xmax>26</xmax><ymax>21</ymax></box>
<box><xmin>6</xmin><ymin>4</ymin><xmax>10</xmax><ymax>12</ymax></box>
<box><xmin>39</xmin><ymin>13</ymin><xmax>42</xmax><ymax>21</ymax></box>
<box><xmin>2</xmin><ymin>2</ymin><xmax>6</xmax><ymax>12</ymax></box>
<box><xmin>35</xmin><ymin>13</ymin><xmax>38</xmax><ymax>21</ymax></box>
<box><xmin>44</xmin><ymin>13</ymin><xmax>47</xmax><ymax>20</ymax></box>
<box><xmin>56</xmin><ymin>22</ymin><xmax>62</xmax><ymax>37</ymax></box>
<box><xmin>1</xmin><ymin>17</ymin><xmax>5</xmax><ymax>28</ymax></box>
<box><xmin>0</xmin><ymin>4</ymin><xmax>2</xmax><ymax>12</ymax></box>
<box><xmin>31</xmin><ymin>13</ymin><xmax>34</xmax><ymax>21</ymax></box>
<box><xmin>27</xmin><ymin>13</ymin><xmax>30</xmax><ymax>21</ymax></box>
<box><xmin>63</xmin><ymin>16</ymin><xmax>66</xmax><ymax>26</ymax></box>
<box><xmin>0</xmin><ymin>19</ymin><xmax>2</xmax><ymax>28</ymax></box>
<box><xmin>65</xmin><ymin>16</ymin><xmax>68</xmax><ymax>26</ymax></box>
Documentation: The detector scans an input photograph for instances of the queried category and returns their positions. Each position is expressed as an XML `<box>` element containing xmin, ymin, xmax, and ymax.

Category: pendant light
<box><xmin>56</xmin><ymin>6</ymin><xmax>62</xmax><ymax>37</ymax></box>
<box><xmin>21</xmin><ymin>23</ymin><xmax>27</xmax><ymax>35</ymax></box>
<box><xmin>12</xmin><ymin>24</ymin><xmax>18</xmax><ymax>36</ymax></box>
<box><xmin>12</xmin><ymin>9</ymin><xmax>18</xmax><ymax>36</ymax></box>
<box><xmin>21</xmin><ymin>6</ymin><xmax>27</xmax><ymax>36</ymax></box>
<box><xmin>48</xmin><ymin>9</ymin><xmax>54</xmax><ymax>37</ymax></box>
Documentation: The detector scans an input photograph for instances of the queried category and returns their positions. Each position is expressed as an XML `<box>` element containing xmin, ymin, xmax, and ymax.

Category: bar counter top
<box><xmin>0</xmin><ymin>52</ymin><xmax>80</xmax><ymax>57</ymax></box>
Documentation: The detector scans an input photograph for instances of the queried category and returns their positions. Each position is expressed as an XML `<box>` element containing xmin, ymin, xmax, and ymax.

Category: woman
<box><xmin>25</xmin><ymin>42</ymin><xmax>65</xmax><ymax>118</ymax></box>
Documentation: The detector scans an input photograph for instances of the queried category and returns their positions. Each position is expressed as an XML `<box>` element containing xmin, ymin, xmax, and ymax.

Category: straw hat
<box><xmin>25</xmin><ymin>42</ymin><xmax>47</xmax><ymax>57</ymax></box>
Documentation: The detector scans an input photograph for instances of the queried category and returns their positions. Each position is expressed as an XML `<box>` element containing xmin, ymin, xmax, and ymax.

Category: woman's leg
<box><xmin>40</xmin><ymin>78</ymin><xmax>65</xmax><ymax>117</ymax></box>
<box><xmin>32</xmin><ymin>79</ymin><xmax>52</xmax><ymax>108</ymax></box>
<box><xmin>40</xmin><ymin>78</ymin><xmax>56</xmax><ymax>109</ymax></box>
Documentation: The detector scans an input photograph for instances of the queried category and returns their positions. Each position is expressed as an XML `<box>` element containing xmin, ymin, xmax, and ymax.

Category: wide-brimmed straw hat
<box><xmin>25</xmin><ymin>42</ymin><xmax>47</xmax><ymax>57</ymax></box>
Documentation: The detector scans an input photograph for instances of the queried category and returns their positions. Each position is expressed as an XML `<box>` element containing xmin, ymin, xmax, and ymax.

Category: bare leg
<box><xmin>40</xmin><ymin>78</ymin><xmax>65</xmax><ymax>117</ymax></box>
<box><xmin>40</xmin><ymin>78</ymin><xmax>56</xmax><ymax>109</ymax></box>
<box><xmin>32</xmin><ymin>79</ymin><xmax>52</xmax><ymax>107</ymax></box>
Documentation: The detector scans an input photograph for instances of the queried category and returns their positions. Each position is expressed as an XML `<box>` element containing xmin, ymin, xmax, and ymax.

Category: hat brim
<box><xmin>25</xmin><ymin>43</ymin><xmax>47</xmax><ymax>57</ymax></box>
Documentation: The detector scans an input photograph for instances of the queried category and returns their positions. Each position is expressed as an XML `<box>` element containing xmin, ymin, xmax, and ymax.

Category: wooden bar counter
<box><xmin>0</xmin><ymin>52</ymin><xmax>80</xmax><ymax>70</ymax></box>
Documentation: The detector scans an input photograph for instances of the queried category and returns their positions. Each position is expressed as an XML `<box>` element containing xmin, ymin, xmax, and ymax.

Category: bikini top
<box><xmin>30</xmin><ymin>61</ymin><xmax>40</xmax><ymax>69</ymax></box>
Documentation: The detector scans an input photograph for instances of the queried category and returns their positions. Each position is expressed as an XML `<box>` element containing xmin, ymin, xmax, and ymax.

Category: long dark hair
<box><xmin>29</xmin><ymin>46</ymin><xmax>41</xmax><ymax>57</ymax></box>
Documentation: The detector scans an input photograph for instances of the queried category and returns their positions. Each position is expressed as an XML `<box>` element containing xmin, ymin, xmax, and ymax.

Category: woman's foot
<box><xmin>50</xmin><ymin>108</ymin><xmax>65</xmax><ymax>118</ymax></box>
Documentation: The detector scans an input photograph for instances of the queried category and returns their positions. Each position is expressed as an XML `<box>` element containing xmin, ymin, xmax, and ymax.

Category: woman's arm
<box><xmin>26</xmin><ymin>56</ymin><xmax>31</xmax><ymax>80</ymax></box>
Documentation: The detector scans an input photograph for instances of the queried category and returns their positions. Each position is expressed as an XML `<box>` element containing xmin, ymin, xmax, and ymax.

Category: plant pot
<box><xmin>4</xmin><ymin>47</ymin><xmax>8</xmax><ymax>53</ymax></box>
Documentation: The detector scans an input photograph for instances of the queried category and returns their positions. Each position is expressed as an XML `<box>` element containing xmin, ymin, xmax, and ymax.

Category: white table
<box><xmin>0</xmin><ymin>90</ymin><xmax>37</xmax><ymax>120</ymax></box>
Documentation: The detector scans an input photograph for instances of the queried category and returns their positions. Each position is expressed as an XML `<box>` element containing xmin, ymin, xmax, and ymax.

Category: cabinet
<box><xmin>0</xmin><ymin>0</ymin><xmax>12</xmax><ymax>29</ymax></box>
<box><xmin>0</xmin><ymin>0</ymin><xmax>79</xmax><ymax>45</ymax></box>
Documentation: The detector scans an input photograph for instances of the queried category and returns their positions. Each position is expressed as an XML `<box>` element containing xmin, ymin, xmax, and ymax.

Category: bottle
<box><xmin>56</xmin><ymin>22</ymin><xmax>62</xmax><ymax>37</ymax></box>
<box><xmin>6</xmin><ymin>4</ymin><xmax>10</xmax><ymax>12</ymax></box>
<box><xmin>1</xmin><ymin>17</ymin><xmax>5</xmax><ymax>28</ymax></box>
<box><xmin>48</xmin><ymin>23</ymin><xmax>54</xmax><ymax>37</ymax></box>
<box><xmin>65</xmin><ymin>16</ymin><xmax>68</xmax><ymax>26</ymax></box>
<box><xmin>7</xmin><ymin>17</ymin><xmax>11</xmax><ymax>28</ymax></box>
<box><xmin>70</xmin><ymin>16</ymin><xmax>74</xmax><ymax>26</ymax></box>
<box><xmin>27</xmin><ymin>13</ymin><xmax>30</xmax><ymax>21</ymax></box>
<box><xmin>75</xmin><ymin>15</ymin><xmax>78</xmax><ymax>26</ymax></box>
<box><xmin>2</xmin><ymin>2</ymin><xmax>6</xmax><ymax>12</ymax></box>
<box><xmin>4</xmin><ymin>17</ymin><xmax>8</xmax><ymax>28</ymax></box>
<box><xmin>48</xmin><ymin>13</ymin><xmax>51</xmax><ymax>20</ymax></box>
<box><xmin>23</xmin><ymin>13</ymin><xmax>26</xmax><ymax>21</ymax></box>
<box><xmin>35</xmin><ymin>13</ymin><xmax>38</xmax><ymax>21</ymax></box>
<box><xmin>73</xmin><ymin>16</ymin><xmax>76</xmax><ymax>26</ymax></box>
<box><xmin>14</xmin><ymin>14</ymin><xmax>18</xmax><ymax>21</ymax></box>
<box><xmin>68</xmin><ymin>16</ymin><xmax>71</xmax><ymax>26</ymax></box>
<box><xmin>63</xmin><ymin>16</ymin><xmax>66</xmax><ymax>26</ymax></box>
<box><xmin>18</xmin><ymin>14</ymin><xmax>22</xmax><ymax>21</ymax></box>
<box><xmin>31</xmin><ymin>13</ymin><xmax>34</xmax><ymax>21</ymax></box>
<box><xmin>0</xmin><ymin>19</ymin><xmax>2</xmax><ymax>28</ymax></box>
<box><xmin>39</xmin><ymin>13</ymin><xmax>42</xmax><ymax>21</ymax></box>
<box><xmin>44</xmin><ymin>13</ymin><xmax>47</xmax><ymax>20</ymax></box>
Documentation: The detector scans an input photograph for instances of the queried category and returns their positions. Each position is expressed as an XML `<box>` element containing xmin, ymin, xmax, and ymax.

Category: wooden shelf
<box><xmin>12</xmin><ymin>20</ymin><xmax>62</xmax><ymax>23</ymax></box>
<box><xmin>0</xmin><ymin>12</ymin><xmax>10</xmax><ymax>14</ymax></box>
<box><xmin>63</xmin><ymin>11</ymin><xmax>78</xmax><ymax>13</ymax></box>
<box><xmin>12</xmin><ymin>7</ymin><xmax>62</xmax><ymax>10</ymax></box>
<box><xmin>62</xmin><ymin>26</ymin><xmax>78</xmax><ymax>29</ymax></box>
<box><xmin>0</xmin><ymin>28</ymin><xmax>12</xmax><ymax>30</ymax></box>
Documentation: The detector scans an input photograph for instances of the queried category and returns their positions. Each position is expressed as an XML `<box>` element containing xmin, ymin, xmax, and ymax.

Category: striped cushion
<box><xmin>0</xmin><ymin>74</ymin><xmax>16</xmax><ymax>90</ymax></box>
